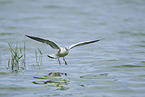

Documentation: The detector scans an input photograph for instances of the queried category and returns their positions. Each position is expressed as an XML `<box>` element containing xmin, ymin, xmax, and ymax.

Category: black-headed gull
<box><xmin>26</xmin><ymin>35</ymin><xmax>102</xmax><ymax>65</ymax></box>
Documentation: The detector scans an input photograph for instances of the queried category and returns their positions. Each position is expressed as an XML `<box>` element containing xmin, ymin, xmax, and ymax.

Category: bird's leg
<box><xmin>58</xmin><ymin>58</ymin><xmax>61</xmax><ymax>65</ymax></box>
<box><xmin>63</xmin><ymin>57</ymin><xmax>67</xmax><ymax>65</ymax></box>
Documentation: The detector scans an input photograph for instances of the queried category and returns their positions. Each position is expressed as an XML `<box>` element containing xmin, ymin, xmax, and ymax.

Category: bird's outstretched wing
<box><xmin>69</xmin><ymin>39</ymin><xmax>103</xmax><ymax>50</ymax></box>
<box><xmin>25</xmin><ymin>35</ymin><xmax>61</xmax><ymax>50</ymax></box>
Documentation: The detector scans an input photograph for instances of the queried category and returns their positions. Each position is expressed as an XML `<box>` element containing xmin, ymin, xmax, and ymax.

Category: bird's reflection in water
<box><xmin>45</xmin><ymin>72</ymin><xmax>67</xmax><ymax>77</ymax></box>
<box><xmin>33</xmin><ymin>72</ymin><xmax>69</xmax><ymax>90</ymax></box>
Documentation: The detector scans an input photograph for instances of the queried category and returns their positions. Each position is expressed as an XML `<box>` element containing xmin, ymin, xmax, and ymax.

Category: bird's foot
<box><xmin>65</xmin><ymin>61</ymin><xmax>67</xmax><ymax>65</ymax></box>
<box><xmin>58</xmin><ymin>61</ymin><xmax>61</xmax><ymax>65</ymax></box>
<box><xmin>63</xmin><ymin>57</ymin><xmax>67</xmax><ymax>65</ymax></box>
<box><xmin>58</xmin><ymin>58</ymin><xmax>61</xmax><ymax>65</ymax></box>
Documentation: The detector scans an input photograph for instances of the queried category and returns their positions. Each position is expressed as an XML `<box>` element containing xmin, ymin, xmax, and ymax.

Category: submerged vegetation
<box><xmin>7</xmin><ymin>40</ymin><xmax>26</xmax><ymax>72</ymax></box>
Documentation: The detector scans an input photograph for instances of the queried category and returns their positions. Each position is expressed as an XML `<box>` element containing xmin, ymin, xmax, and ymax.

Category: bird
<box><xmin>25</xmin><ymin>34</ymin><xmax>102</xmax><ymax>65</ymax></box>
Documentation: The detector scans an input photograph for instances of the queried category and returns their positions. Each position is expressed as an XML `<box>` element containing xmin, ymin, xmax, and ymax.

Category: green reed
<box><xmin>35</xmin><ymin>48</ymin><xmax>38</xmax><ymax>65</ymax></box>
<box><xmin>7</xmin><ymin>40</ymin><xmax>26</xmax><ymax>70</ymax></box>
<box><xmin>35</xmin><ymin>47</ymin><xmax>43</xmax><ymax>65</ymax></box>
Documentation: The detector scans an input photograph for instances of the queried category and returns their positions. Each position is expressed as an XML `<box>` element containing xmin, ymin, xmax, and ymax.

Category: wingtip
<box><xmin>25</xmin><ymin>34</ymin><xmax>32</xmax><ymax>38</ymax></box>
<box><xmin>25</xmin><ymin>34</ymin><xmax>29</xmax><ymax>37</ymax></box>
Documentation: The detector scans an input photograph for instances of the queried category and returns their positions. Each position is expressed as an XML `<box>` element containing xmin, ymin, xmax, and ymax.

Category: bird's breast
<box><xmin>57</xmin><ymin>48</ymin><xmax>69</xmax><ymax>57</ymax></box>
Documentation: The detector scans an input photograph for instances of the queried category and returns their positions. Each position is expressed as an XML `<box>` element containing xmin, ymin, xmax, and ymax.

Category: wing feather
<box><xmin>69</xmin><ymin>39</ymin><xmax>102</xmax><ymax>50</ymax></box>
<box><xmin>26</xmin><ymin>35</ymin><xmax>60</xmax><ymax>50</ymax></box>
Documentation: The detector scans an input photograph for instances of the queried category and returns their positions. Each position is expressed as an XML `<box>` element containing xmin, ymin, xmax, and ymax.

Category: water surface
<box><xmin>0</xmin><ymin>0</ymin><xmax>145</xmax><ymax>97</ymax></box>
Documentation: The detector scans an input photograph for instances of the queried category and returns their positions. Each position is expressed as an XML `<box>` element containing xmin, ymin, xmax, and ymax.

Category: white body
<box><xmin>49</xmin><ymin>48</ymin><xmax>69</xmax><ymax>59</ymax></box>
<box><xmin>57</xmin><ymin>48</ymin><xmax>69</xmax><ymax>57</ymax></box>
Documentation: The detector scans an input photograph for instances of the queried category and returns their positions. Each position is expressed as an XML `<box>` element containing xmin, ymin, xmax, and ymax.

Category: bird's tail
<box><xmin>47</xmin><ymin>54</ymin><xmax>58</xmax><ymax>59</ymax></box>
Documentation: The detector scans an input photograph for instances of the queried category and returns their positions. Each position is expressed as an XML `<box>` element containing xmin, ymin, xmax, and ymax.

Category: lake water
<box><xmin>0</xmin><ymin>0</ymin><xmax>145</xmax><ymax>97</ymax></box>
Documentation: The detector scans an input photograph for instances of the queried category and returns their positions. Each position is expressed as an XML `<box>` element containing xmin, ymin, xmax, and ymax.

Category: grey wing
<box><xmin>69</xmin><ymin>39</ymin><xmax>102</xmax><ymax>50</ymax></box>
<box><xmin>26</xmin><ymin>35</ymin><xmax>60</xmax><ymax>50</ymax></box>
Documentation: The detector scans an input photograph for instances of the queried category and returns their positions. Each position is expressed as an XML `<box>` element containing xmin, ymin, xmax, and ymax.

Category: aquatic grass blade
<box><xmin>7</xmin><ymin>41</ymin><xmax>14</xmax><ymax>54</ymax></box>
<box><xmin>19</xmin><ymin>43</ymin><xmax>22</xmax><ymax>54</ymax></box>
<box><xmin>18</xmin><ymin>55</ymin><xmax>23</xmax><ymax>60</ymax></box>
<box><xmin>37</xmin><ymin>47</ymin><xmax>43</xmax><ymax>55</ymax></box>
